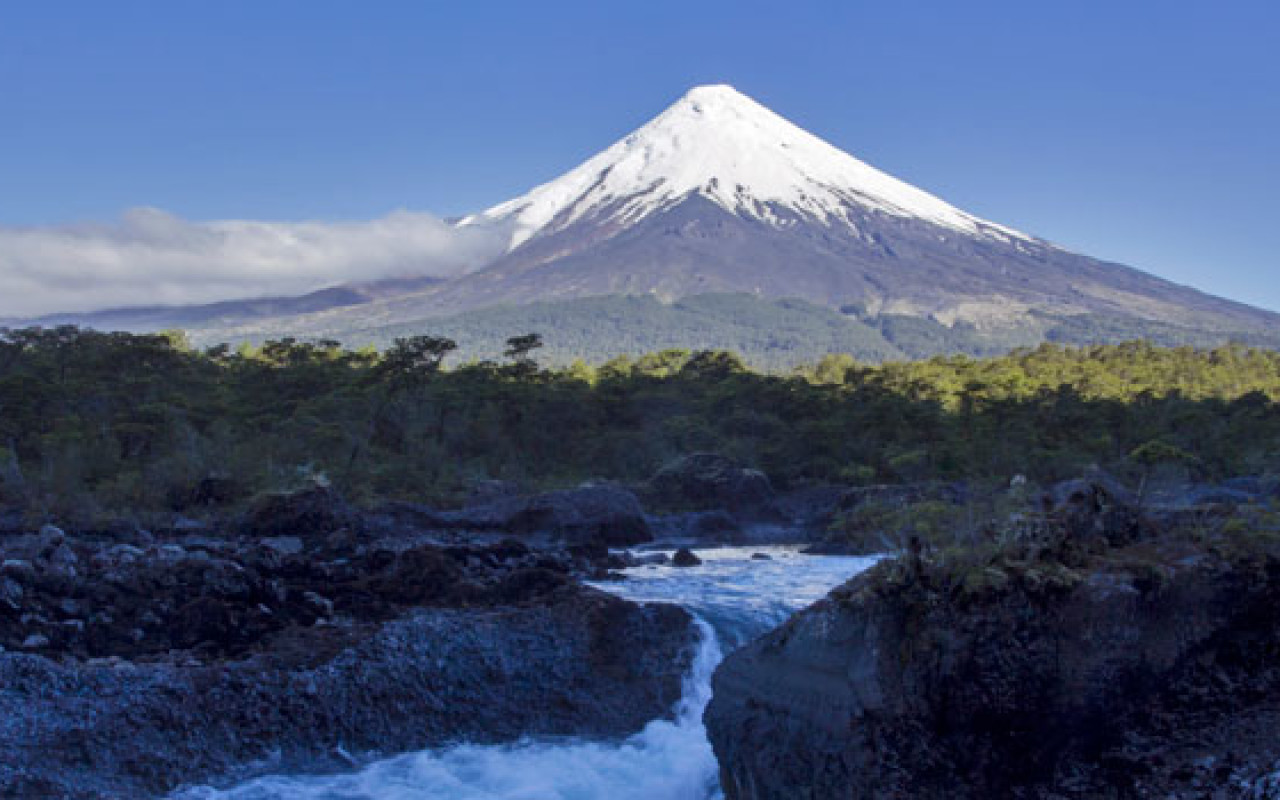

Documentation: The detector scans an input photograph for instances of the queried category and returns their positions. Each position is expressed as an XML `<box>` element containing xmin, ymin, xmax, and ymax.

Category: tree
<box><xmin>680</xmin><ymin>350</ymin><xmax>747</xmax><ymax>380</ymax></box>
<box><xmin>375</xmin><ymin>336</ymin><xmax>458</xmax><ymax>388</ymax></box>
<box><xmin>503</xmin><ymin>333</ymin><xmax>543</xmax><ymax>379</ymax></box>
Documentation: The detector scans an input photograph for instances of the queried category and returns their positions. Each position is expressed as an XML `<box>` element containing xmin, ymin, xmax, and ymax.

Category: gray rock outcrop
<box><xmin>705</xmin><ymin>500</ymin><xmax>1280</xmax><ymax>798</ymax></box>
<box><xmin>647</xmin><ymin>453</ymin><xmax>776</xmax><ymax>516</ymax></box>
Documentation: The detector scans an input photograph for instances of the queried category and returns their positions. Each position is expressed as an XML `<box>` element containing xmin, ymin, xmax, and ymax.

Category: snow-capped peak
<box><xmin>464</xmin><ymin>84</ymin><xmax>1031</xmax><ymax>251</ymax></box>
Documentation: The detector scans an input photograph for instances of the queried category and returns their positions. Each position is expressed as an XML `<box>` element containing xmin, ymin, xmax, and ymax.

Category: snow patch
<box><xmin>462</xmin><ymin>85</ymin><xmax>1034</xmax><ymax>251</ymax></box>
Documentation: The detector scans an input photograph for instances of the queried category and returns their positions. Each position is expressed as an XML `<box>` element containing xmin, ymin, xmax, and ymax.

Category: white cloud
<box><xmin>0</xmin><ymin>208</ymin><xmax>510</xmax><ymax>318</ymax></box>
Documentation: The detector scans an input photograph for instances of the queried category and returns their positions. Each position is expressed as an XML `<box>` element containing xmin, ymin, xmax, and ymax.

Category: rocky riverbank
<box><xmin>705</xmin><ymin>477</ymin><xmax>1280</xmax><ymax>798</ymax></box>
<box><xmin>0</xmin><ymin>484</ymin><xmax>697</xmax><ymax>798</ymax></box>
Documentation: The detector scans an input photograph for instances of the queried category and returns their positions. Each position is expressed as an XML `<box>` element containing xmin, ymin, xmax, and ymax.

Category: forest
<box><xmin>1</xmin><ymin>325</ymin><xmax>1278</xmax><ymax>525</ymax></box>
<box><xmin>179</xmin><ymin>292</ymin><xmax>1280</xmax><ymax>370</ymax></box>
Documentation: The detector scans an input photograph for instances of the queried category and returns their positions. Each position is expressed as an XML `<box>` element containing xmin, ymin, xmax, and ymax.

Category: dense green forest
<box><xmin>1</xmin><ymin>325</ymin><xmax>1279</xmax><ymax>525</ymax></box>
<box><xmin>186</xmin><ymin>293</ymin><xmax>1280</xmax><ymax>370</ymax></box>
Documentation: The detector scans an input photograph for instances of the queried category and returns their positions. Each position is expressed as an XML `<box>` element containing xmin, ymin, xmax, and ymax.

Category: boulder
<box><xmin>260</xmin><ymin>535</ymin><xmax>305</xmax><ymax>557</ymax></box>
<box><xmin>1042</xmin><ymin>473</ymin><xmax>1135</xmax><ymax>515</ymax></box>
<box><xmin>438</xmin><ymin>484</ymin><xmax>652</xmax><ymax>547</ymax></box>
<box><xmin>672</xmin><ymin>547</ymin><xmax>702</xmax><ymax>567</ymax></box>
<box><xmin>240</xmin><ymin>485</ymin><xmax>357</xmax><ymax>540</ymax></box>
<box><xmin>1040</xmin><ymin>474</ymin><xmax>1146</xmax><ymax>545</ymax></box>
<box><xmin>647</xmin><ymin>453</ymin><xmax>776</xmax><ymax>515</ymax></box>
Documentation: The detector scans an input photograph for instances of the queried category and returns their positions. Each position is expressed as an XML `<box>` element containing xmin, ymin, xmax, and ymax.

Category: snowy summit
<box><xmin>465</xmin><ymin>84</ymin><xmax>1029</xmax><ymax>251</ymax></box>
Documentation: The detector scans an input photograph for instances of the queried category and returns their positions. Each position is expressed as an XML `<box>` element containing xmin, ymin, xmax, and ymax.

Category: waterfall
<box><xmin>178</xmin><ymin>547</ymin><xmax>877</xmax><ymax>800</ymax></box>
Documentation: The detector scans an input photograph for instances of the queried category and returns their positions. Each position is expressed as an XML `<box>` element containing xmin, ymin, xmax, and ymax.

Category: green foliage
<box><xmin>188</xmin><ymin>292</ymin><xmax>1280</xmax><ymax>370</ymax></box>
<box><xmin>0</xmin><ymin>326</ymin><xmax>1278</xmax><ymax>519</ymax></box>
<box><xmin>1129</xmin><ymin>440</ymin><xmax>1199</xmax><ymax>468</ymax></box>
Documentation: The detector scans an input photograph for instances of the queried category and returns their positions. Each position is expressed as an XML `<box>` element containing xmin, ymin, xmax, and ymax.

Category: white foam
<box><xmin>177</xmin><ymin>547</ymin><xmax>879</xmax><ymax>800</ymax></box>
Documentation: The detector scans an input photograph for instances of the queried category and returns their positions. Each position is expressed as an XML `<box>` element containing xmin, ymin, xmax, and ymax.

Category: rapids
<box><xmin>178</xmin><ymin>546</ymin><xmax>877</xmax><ymax>800</ymax></box>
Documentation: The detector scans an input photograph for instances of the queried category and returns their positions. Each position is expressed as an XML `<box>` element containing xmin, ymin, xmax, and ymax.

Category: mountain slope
<box><xmin>285</xmin><ymin>83</ymin><xmax>1274</xmax><ymax>336</ymax></box>
<box><xmin>25</xmin><ymin>84</ymin><xmax>1279</xmax><ymax>361</ymax></box>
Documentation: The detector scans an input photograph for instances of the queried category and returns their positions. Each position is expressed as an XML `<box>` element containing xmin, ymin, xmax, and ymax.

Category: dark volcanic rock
<box><xmin>705</xmin><ymin>502</ymin><xmax>1280</xmax><ymax>799</ymax></box>
<box><xmin>0</xmin><ymin>586</ymin><xmax>694</xmax><ymax>799</ymax></box>
<box><xmin>240</xmin><ymin>484</ymin><xmax>357</xmax><ymax>540</ymax></box>
<box><xmin>672</xmin><ymin>547</ymin><xmax>702</xmax><ymax>567</ymax></box>
<box><xmin>647</xmin><ymin>453</ymin><xmax>776</xmax><ymax>515</ymax></box>
<box><xmin>184</xmin><ymin>474</ymin><xmax>247</xmax><ymax>509</ymax></box>
<box><xmin>433</xmin><ymin>483</ymin><xmax>652</xmax><ymax>547</ymax></box>
<box><xmin>0</xmin><ymin>510</ymin><xmax>695</xmax><ymax>798</ymax></box>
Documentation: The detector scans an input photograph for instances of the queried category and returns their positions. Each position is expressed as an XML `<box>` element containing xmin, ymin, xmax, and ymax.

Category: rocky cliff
<box><xmin>705</xmin><ymin>484</ymin><xmax>1280</xmax><ymax>797</ymax></box>
<box><xmin>0</xmin><ymin>487</ymin><xmax>695</xmax><ymax>798</ymax></box>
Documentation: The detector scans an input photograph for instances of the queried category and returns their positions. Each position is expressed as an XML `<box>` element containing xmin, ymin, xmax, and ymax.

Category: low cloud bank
<box><xmin>0</xmin><ymin>208</ymin><xmax>509</xmax><ymax>319</ymax></box>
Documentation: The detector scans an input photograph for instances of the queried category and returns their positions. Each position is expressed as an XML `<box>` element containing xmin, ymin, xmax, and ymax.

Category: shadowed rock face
<box><xmin>704</xmin><ymin>498</ymin><xmax>1280</xmax><ymax>798</ymax></box>
<box><xmin>1</xmin><ymin>588</ymin><xmax>694</xmax><ymax>799</ymax></box>
<box><xmin>647</xmin><ymin>452</ymin><xmax>777</xmax><ymax>517</ymax></box>
<box><xmin>388</xmin><ymin>483</ymin><xmax>653</xmax><ymax>548</ymax></box>
<box><xmin>0</xmin><ymin>488</ymin><xmax>695</xmax><ymax>799</ymax></box>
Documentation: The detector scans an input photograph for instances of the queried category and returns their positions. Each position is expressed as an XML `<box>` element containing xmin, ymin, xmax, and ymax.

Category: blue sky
<box><xmin>0</xmin><ymin>0</ymin><xmax>1277</xmax><ymax>313</ymax></box>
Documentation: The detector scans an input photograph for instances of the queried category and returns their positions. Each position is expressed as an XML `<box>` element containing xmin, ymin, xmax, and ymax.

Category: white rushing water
<box><xmin>179</xmin><ymin>546</ymin><xmax>877</xmax><ymax>800</ymax></box>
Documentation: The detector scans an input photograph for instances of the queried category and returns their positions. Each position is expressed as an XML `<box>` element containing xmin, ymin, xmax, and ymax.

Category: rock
<box><xmin>261</xmin><ymin>536</ymin><xmax>305</xmax><ymax>556</ymax></box>
<box><xmin>525</xmin><ymin>485</ymin><xmax>651</xmax><ymax>546</ymax></box>
<box><xmin>491</xmin><ymin>568</ymin><xmax>571</xmax><ymax>603</ymax></box>
<box><xmin>20</xmin><ymin>634</ymin><xmax>48</xmax><ymax>649</ymax></box>
<box><xmin>324</xmin><ymin>527</ymin><xmax>359</xmax><ymax>553</ymax></box>
<box><xmin>1042</xmin><ymin>470</ymin><xmax>1135</xmax><ymax>514</ymax></box>
<box><xmin>186</xmin><ymin>475</ymin><xmax>246</xmax><ymax>508</ymax></box>
<box><xmin>302</xmin><ymin>591</ymin><xmax>334</xmax><ymax>619</ymax></box>
<box><xmin>440</xmin><ymin>484</ymin><xmax>652</xmax><ymax>547</ymax></box>
<box><xmin>647</xmin><ymin>453</ymin><xmax>776</xmax><ymax>515</ymax></box>
<box><xmin>0</xmin><ymin>559</ymin><xmax>33</xmax><ymax>580</ymax></box>
<box><xmin>171</xmin><ymin>515</ymin><xmax>208</xmax><ymax>533</ymax></box>
<box><xmin>43</xmin><ymin>543</ymin><xmax>79</xmax><ymax>577</ymax></box>
<box><xmin>171</xmin><ymin>596</ymin><xmax>236</xmax><ymax>650</ymax></box>
<box><xmin>241</xmin><ymin>485</ymin><xmax>357</xmax><ymax>540</ymax></box>
<box><xmin>0</xmin><ymin>577</ymin><xmax>21</xmax><ymax>609</ymax></box>
<box><xmin>672</xmin><ymin>547</ymin><xmax>702</xmax><ymax>567</ymax></box>
<box><xmin>0</xmin><ymin>587</ymin><xmax>696</xmax><ymax>799</ymax></box>
<box><xmin>90</xmin><ymin>544</ymin><xmax>144</xmax><ymax>571</ymax></box>
<box><xmin>36</xmin><ymin>524</ymin><xmax>65</xmax><ymax>548</ymax></box>
<box><xmin>706</xmin><ymin>511</ymin><xmax>1280</xmax><ymax>799</ymax></box>
<box><xmin>1039</xmin><ymin>474</ymin><xmax>1146</xmax><ymax>545</ymax></box>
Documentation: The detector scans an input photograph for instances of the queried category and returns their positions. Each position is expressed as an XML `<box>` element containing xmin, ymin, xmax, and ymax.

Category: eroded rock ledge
<box><xmin>705</xmin><ymin>482</ymin><xmax>1280</xmax><ymax>798</ymax></box>
<box><xmin>0</xmin><ymin>487</ymin><xmax>695</xmax><ymax>799</ymax></box>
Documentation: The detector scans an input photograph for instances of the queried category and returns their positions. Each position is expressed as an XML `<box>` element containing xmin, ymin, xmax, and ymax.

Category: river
<box><xmin>179</xmin><ymin>546</ymin><xmax>878</xmax><ymax>800</ymax></box>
